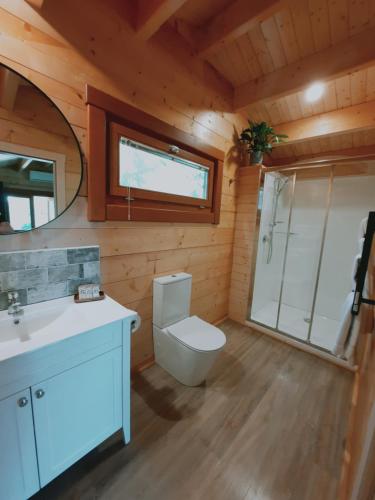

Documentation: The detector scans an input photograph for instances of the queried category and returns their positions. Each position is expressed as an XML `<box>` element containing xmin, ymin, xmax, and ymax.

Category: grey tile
<box><xmin>67</xmin><ymin>247</ymin><xmax>99</xmax><ymax>264</ymax></box>
<box><xmin>0</xmin><ymin>252</ymin><xmax>26</xmax><ymax>272</ymax></box>
<box><xmin>0</xmin><ymin>246</ymin><xmax>101</xmax><ymax>307</ymax></box>
<box><xmin>25</xmin><ymin>249</ymin><xmax>67</xmax><ymax>269</ymax></box>
<box><xmin>0</xmin><ymin>289</ymin><xmax>27</xmax><ymax>311</ymax></box>
<box><xmin>0</xmin><ymin>268</ymin><xmax>47</xmax><ymax>292</ymax></box>
<box><xmin>27</xmin><ymin>282</ymin><xmax>68</xmax><ymax>304</ymax></box>
<box><xmin>48</xmin><ymin>264</ymin><xmax>83</xmax><ymax>283</ymax></box>
<box><xmin>68</xmin><ymin>276</ymin><xmax>100</xmax><ymax>295</ymax></box>
<box><xmin>83</xmin><ymin>261</ymin><xmax>100</xmax><ymax>279</ymax></box>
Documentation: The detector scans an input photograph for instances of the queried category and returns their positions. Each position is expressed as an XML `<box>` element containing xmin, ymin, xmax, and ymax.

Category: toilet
<box><xmin>153</xmin><ymin>273</ymin><xmax>226</xmax><ymax>386</ymax></box>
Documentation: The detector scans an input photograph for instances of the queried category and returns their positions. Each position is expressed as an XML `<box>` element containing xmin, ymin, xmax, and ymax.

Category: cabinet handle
<box><xmin>18</xmin><ymin>397</ymin><xmax>28</xmax><ymax>407</ymax></box>
<box><xmin>35</xmin><ymin>389</ymin><xmax>45</xmax><ymax>399</ymax></box>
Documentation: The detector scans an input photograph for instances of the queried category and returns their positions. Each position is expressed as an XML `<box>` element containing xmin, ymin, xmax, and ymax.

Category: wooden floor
<box><xmin>32</xmin><ymin>320</ymin><xmax>353</xmax><ymax>500</ymax></box>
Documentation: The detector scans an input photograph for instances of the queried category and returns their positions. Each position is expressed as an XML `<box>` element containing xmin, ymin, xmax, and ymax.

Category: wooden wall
<box><xmin>339</xmin><ymin>238</ymin><xmax>375</xmax><ymax>500</ymax></box>
<box><xmin>228</xmin><ymin>166</ymin><xmax>260</xmax><ymax>324</ymax></box>
<box><xmin>0</xmin><ymin>0</ymin><xmax>246</xmax><ymax>369</ymax></box>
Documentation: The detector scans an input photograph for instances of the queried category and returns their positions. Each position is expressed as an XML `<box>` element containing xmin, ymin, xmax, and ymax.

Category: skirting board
<box><xmin>132</xmin><ymin>356</ymin><xmax>155</xmax><ymax>374</ymax></box>
<box><xmin>214</xmin><ymin>315</ymin><xmax>228</xmax><ymax>326</ymax></box>
<box><xmin>246</xmin><ymin>320</ymin><xmax>357</xmax><ymax>372</ymax></box>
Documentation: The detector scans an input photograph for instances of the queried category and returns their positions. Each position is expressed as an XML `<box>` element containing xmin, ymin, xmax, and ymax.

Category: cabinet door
<box><xmin>32</xmin><ymin>348</ymin><xmax>122</xmax><ymax>487</ymax></box>
<box><xmin>0</xmin><ymin>389</ymin><xmax>40</xmax><ymax>500</ymax></box>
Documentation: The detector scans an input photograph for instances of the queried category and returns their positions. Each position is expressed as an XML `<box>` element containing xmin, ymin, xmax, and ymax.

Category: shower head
<box><xmin>275</xmin><ymin>176</ymin><xmax>289</xmax><ymax>194</ymax></box>
<box><xmin>266</xmin><ymin>173</ymin><xmax>289</xmax><ymax>265</ymax></box>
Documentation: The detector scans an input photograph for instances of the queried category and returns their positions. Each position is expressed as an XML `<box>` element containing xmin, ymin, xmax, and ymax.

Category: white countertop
<box><xmin>0</xmin><ymin>295</ymin><xmax>137</xmax><ymax>363</ymax></box>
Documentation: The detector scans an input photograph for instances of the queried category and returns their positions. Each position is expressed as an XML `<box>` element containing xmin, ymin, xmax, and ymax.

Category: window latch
<box><xmin>169</xmin><ymin>145</ymin><xmax>180</xmax><ymax>155</ymax></box>
<box><xmin>125</xmin><ymin>195</ymin><xmax>135</xmax><ymax>201</ymax></box>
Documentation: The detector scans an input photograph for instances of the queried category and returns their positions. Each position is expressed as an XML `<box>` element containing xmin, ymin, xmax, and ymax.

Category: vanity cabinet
<box><xmin>32</xmin><ymin>348</ymin><xmax>122</xmax><ymax>486</ymax></box>
<box><xmin>0</xmin><ymin>316</ymin><xmax>134</xmax><ymax>500</ymax></box>
<box><xmin>0</xmin><ymin>389</ymin><xmax>40</xmax><ymax>500</ymax></box>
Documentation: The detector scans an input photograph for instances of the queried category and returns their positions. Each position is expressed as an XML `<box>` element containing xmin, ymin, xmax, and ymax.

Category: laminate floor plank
<box><xmin>32</xmin><ymin>320</ymin><xmax>353</xmax><ymax>500</ymax></box>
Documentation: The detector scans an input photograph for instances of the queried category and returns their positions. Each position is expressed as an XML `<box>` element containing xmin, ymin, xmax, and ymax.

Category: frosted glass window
<box><xmin>33</xmin><ymin>196</ymin><xmax>55</xmax><ymax>227</ymax></box>
<box><xmin>7</xmin><ymin>196</ymin><xmax>32</xmax><ymax>231</ymax></box>
<box><xmin>118</xmin><ymin>138</ymin><xmax>209</xmax><ymax>200</ymax></box>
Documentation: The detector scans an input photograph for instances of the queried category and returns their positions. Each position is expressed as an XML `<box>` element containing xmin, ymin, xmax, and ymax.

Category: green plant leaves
<box><xmin>239</xmin><ymin>120</ymin><xmax>288</xmax><ymax>153</ymax></box>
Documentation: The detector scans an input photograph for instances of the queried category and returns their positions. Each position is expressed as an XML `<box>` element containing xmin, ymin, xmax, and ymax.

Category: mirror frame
<box><xmin>0</xmin><ymin>62</ymin><xmax>84</xmax><ymax>235</ymax></box>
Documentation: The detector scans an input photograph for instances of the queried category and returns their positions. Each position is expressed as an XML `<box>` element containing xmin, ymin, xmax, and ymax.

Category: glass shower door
<box><xmin>250</xmin><ymin>171</ymin><xmax>294</xmax><ymax>328</ymax></box>
<box><xmin>249</xmin><ymin>162</ymin><xmax>375</xmax><ymax>356</ymax></box>
<box><xmin>310</xmin><ymin>164</ymin><xmax>375</xmax><ymax>351</ymax></box>
<box><xmin>277</xmin><ymin>167</ymin><xmax>331</xmax><ymax>341</ymax></box>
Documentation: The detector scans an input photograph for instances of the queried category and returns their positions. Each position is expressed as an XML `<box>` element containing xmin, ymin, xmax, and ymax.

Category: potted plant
<box><xmin>240</xmin><ymin>120</ymin><xmax>288</xmax><ymax>165</ymax></box>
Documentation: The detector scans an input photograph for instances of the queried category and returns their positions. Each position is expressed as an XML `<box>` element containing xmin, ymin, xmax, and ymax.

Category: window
<box><xmin>7</xmin><ymin>196</ymin><xmax>32</xmax><ymax>231</ymax></box>
<box><xmin>118</xmin><ymin>138</ymin><xmax>209</xmax><ymax>200</ymax></box>
<box><xmin>86</xmin><ymin>85</ymin><xmax>224</xmax><ymax>223</ymax></box>
<box><xmin>109</xmin><ymin>123</ymin><xmax>215</xmax><ymax>213</ymax></box>
<box><xmin>33</xmin><ymin>196</ymin><xmax>55</xmax><ymax>226</ymax></box>
<box><xmin>5</xmin><ymin>194</ymin><xmax>55</xmax><ymax>231</ymax></box>
<box><xmin>0</xmin><ymin>144</ymin><xmax>66</xmax><ymax>231</ymax></box>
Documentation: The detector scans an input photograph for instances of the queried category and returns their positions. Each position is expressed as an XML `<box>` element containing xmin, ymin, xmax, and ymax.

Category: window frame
<box><xmin>109</xmin><ymin>122</ymin><xmax>215</xmax><ymax>208</ymax></box>
<box><xmin>85</xmin><ymin>85</ymin><xmax>224</xmax><ymax>224</ymax></box>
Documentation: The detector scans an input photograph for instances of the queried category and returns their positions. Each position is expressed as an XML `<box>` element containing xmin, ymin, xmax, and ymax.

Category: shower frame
<box><xmin>247</xmin><ymin>157</ymin><xmax>375</xmax><ymax>357</ymax></box>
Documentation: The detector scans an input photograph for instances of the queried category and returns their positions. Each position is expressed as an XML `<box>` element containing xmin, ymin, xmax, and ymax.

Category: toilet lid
<box><xmin>166</xmin><ymin>316</ymin><xmax>226</xmax><ymax>352</ymax></box>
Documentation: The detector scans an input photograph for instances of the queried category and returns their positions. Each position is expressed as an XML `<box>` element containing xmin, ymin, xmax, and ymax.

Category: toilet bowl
<box><xmin>153</xmin><ymin>273</ymin><xmax>226</xmax><ymax>386</ymax></box>
<box><xmin>153</xmin><ymin>315</ymin><xmax>226</xmax><ymax>386</ymax></box>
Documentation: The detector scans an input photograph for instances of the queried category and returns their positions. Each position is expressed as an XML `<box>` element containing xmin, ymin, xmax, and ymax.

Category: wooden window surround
<box><xmin>85</xmin><ymin>85</ymin><xmax>224</xmax><ymax>223</ymax></box>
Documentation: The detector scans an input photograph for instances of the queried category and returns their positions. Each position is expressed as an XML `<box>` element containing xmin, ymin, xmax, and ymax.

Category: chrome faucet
<box><xmin>8</xmin><ymin>291</ymin><xmax>24</xmax><ymax>324</ymax></box>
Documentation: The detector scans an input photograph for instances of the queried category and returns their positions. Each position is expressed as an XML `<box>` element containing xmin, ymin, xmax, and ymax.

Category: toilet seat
<box><xmin>166</xmin><ymin>315</ymin><xmax>226</xmax><ymax>352</ymax></box>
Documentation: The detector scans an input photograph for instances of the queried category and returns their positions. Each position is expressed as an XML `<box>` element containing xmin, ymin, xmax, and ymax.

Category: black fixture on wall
<box><xmin>352</xmin><ymin>211</ymin><xmax>375</xmax><ymax>315</ymax></box>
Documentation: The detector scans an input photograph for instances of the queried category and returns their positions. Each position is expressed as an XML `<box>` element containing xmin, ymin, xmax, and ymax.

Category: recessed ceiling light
<box><xmin>305</xmin><ymin>82</ymin><xmax>325</xmax><ymax>103</ymax></box>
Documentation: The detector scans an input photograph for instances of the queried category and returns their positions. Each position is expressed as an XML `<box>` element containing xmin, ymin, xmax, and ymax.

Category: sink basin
<box><xmin>0</xmin><ymin>295</ymin><xmax>137</xmax><ymax>363</ymax></box>
<box><xmin>0</xmin><ymin>303</ymin><xmax>66</xmax><ymax>343</ymax></box>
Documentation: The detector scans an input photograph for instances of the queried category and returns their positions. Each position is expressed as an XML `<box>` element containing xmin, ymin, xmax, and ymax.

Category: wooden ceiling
<box><xmin>130</xmin><ymin>0</ymin><xmax>375</xmax><ymax>164</ymax></box>
<box><xmin>30</xmin><ymin>0</ymin><xmax>375</xmax><ymax>165</ymax></box>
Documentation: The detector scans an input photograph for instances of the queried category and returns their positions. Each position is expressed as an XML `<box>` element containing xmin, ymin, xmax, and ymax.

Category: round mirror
<box><xmin>0</xmin><ymin>63</ymin><xmax>83</xmax><ymax>235</ymax></box>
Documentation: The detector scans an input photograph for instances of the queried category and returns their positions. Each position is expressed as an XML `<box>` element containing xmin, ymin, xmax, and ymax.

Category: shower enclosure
<box><xmin>249</xmin><ymin>162</ymin><xmax>375</xmax><ymax>356</ymax></box>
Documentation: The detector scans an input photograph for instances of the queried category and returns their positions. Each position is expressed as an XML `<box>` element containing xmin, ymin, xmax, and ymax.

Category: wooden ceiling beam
<box><xmin>25</xmin><ymin>0</ymin><xmax>45</xmax><ymax>7</ymax></box>
<box><xmin>19</xmin><ymin>158</ymin><xmax>33</xmax><ymax>171</ymax></box>
<box><xmin>234</xmin><ymin>28</ymin><xmax>375</xmax><ymax>110</ymax></box>
<box><xmin>196</xmin><ymin>0</ymin><xmax>286</xmax><ymax>59</ymax></box>
<box><xmin>269</xmin><ymin>145</ymin><xmax>375</xmax><ymax>167</ymax></box>
<box><xmin>274</xmin><ymin>101</ymin><xmax>375</xmax><ymax>144</ymax></box>
<box><xmin>0</xmin><ymin>68</ymin><xmax>20</xmax><ymax>111</ymax></box>
<box><xmin>136</xmin><ymin>0</ymin><xmax>188</xmax><ymax>41</ymax></box>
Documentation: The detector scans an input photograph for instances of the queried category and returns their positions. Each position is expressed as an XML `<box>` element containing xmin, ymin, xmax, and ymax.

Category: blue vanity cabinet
<box><xmin>0</xmin><ymin>315</ymin><xmax>135</xmax><ymax>499</ymax></box>
<box><xmin>32</xmin><ymin>348</ymin><xmax>123</xmax><ymax>487</ymax></box>
<box><xmin>0</xmin><ymin>389</ymin><xmax>40</xmax><ymax>500</ymax></box>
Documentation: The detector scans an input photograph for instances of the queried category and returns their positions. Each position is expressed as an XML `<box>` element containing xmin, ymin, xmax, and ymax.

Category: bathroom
<box><xmin>0</xmin><ymin>1</ymin><xmax>374</xmax><ymax>500</ymax></box>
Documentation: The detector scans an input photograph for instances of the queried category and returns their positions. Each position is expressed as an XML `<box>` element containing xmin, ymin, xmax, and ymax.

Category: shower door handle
<box><xmin>274</xmin><ymin>231</ymin><xmax>298</xmax><ymax>236</ymax></box>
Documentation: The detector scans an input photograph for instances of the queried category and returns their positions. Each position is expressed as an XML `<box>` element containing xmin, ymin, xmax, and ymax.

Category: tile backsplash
<box><xmin>0</xmin><ymin>246</ymin><xmax>100</xmax><ymax>311</ymax></box>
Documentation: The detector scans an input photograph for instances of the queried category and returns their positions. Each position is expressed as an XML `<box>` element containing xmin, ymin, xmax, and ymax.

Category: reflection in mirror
<box><xmin>0</xmin><ymin>64</ymin><xmax>82</xmax><ymax>234</ymax></box>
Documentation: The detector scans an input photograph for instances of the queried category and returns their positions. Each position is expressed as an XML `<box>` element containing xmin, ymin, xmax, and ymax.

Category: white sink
<box><xmin>0</xmin><ymin>303</ymin><xmax>66</xmax><ymax>343</ymax></box>
<box><xmin>0</xmin><ymin>295</ymin><xmax>137</xmax><ymax>362</ymax></box>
